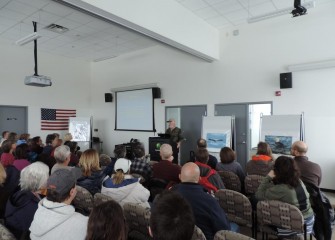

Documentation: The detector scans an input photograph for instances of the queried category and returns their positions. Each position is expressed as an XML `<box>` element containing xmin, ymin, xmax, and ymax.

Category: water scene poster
<box><xmin>206</xmin><ymin>131</ymin><xmax>231</xmax><ymax>152</ymax></box>
<box><xmin>264</xmin><ymin>135</ymin><xmax>293</xmax><ymax>154</ymax></box>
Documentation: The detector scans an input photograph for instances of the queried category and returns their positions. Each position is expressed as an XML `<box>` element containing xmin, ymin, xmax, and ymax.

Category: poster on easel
<box><xmin>202</xmin><ymin>116</ymin><xmax>233</xmax><ymax>152</ymax></box>
<box><xmin>69</xmin><ymin>117</ymin><xmax>92</xmax><ymax>142</ymax></box>
<box><xmin>260</xmin><ymin>114</ymin><xmax>303</xmax><ymax>155</ymax></box>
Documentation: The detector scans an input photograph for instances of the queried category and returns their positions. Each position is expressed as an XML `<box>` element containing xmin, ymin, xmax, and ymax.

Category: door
<box><xmin>166</xmin><ymin>105</ymin><xmax>207</xmax><ymax>165</ymax></box>
<box><xmin>0</xmin><ymin>106</ymin><xmax>28</xmax><ymax>135</ymax></box>
<box><xmin>215</xmin><ymin>104</ymin><xmax>248</xmax><ymax>170</ymax></box>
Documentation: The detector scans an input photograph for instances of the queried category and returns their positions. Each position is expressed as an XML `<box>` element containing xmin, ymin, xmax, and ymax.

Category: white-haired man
<box><xmin>51</xmin><ymin>145</ymin><xmax>81</xmax><ymax>179</ymax></box>
<box><xmin>152</xmin><ymin>144</ymin><xmax>181</xmax><ymax>183</ymax></box>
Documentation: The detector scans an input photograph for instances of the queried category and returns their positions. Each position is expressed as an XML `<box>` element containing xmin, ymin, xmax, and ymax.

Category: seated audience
<box><xmin>51</xmin><ymin>145</ymin><xmax>81</xmax><ymax>179</ymax></box>
<box><xmin>194</xmin><ymin>148</ymin><xmax>224</xmax><ymax>192</ymax></box>
<box><xmin>86</xmin><ymin>200</ymin><xmax>127</xmax><ymax>240</ymax></box>
<box><xmin>291</xmin><ymin>141</ymin><xmax>322</xmax><ymax>187</ymax></box>
<box><xmin>130</xmin><ymin>142</ymin><xmax>152</xmax><ymax>181</ymax></box>
<box><xmin>150</xmin><ymin>190</ymin><xmax>195</xmax><ymax>240</ymax></box>
<box><xmin>0</xmin><ymin>139</ymin><xmax>16</xmax><ymax>167</ymax></box>
<box><xmin>7</xmin><ymin>132</ymin><xmax>18</xmax><ymax>142</ymax></box>
<box><xmin>99</xmin><ymin>153</ymin><xmax>111</xmax><ymax>171</ymax></box>
<box><xmin>42</xmin><ymin>133</ymin><xmax>59</xmax><ymax>156</ymax></box>
<box><xmin>0</xmin><ymin>163</ymin><xmax>20</xmax><ymax>218</ymax></box>
<box><xmin>17</xmin><ymin>133</ymin><xmax>30</xmax><ymax>145</ymax></box>
<box><xmin>173</xmin><ymin>162</ymin><xmax>234</xmax><ymax>240</ymax></box>
<box><xmin>190</xmin><ymin>138</ymin><xmax>218</xmax><ymax>169</ymax></box>
<box><xmin>0</xmin><ymin>130</ymin><xmax>9</xmax><ymax>147</ymax></box>
<box><xmin>63</xmin><ymin>133</ymin><xmax>73</xmax><ymax>142</ymax></box>
<box><xmin>77</xmin><ymin>149</ymin><xmax>105</xmax><ymax>195</ymax></box>
<box><xmin>5</xmin><ymin>162</ymin><xmax>49</xmax><ymax>239</ymax></box>
<box><xmin>102</xmin><ymin>158</ymin><xmax>150</xmax><ymax>207</ymax></box>
<box><xmin>104</xmin><ymin>144</ymin><xmax>126</xmax><ymax>176</ymax></box>
<box><xmin>216</xmin><ymin>147</ymin><xmax>245</xmax><ymax>185</ymax></box>
<box><xmin>152</xmin><ymin>144</ymin><xmax>181</xmax><ymax>184</ymax></box>
<box><xmin>28</xmin><ymin>136</ymin><xmax>44</xmax><ymax>162</ymax></box>
<box><xmin>13</xmin><ymin>143</ymin><xmax>30</xmax><ymax>171</ymax></box>
<box><xmin>29</xmin><ymin>169</ymin><xmax>88</xmax><ymax>240</ymax></box>
<box><xmin>64</xmin><ymin>141</ymin><xmax>80</xmax><ymax>167</ymax></box>
<box><xmin>255</xmin><ymin>156</ymin><xmax>314</xmax><ymax>235</ymax></box>
<box><xmin>246</xmin><ymin>142</ymin><xmax>274</xmax><ymax>176</ymax></box>
<box><xmin>0</xmin><ymin>163</ymin><xmax>5</xmax><ymax>185</ymax></box>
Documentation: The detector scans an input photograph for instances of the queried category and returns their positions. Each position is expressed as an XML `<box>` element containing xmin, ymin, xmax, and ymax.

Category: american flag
<box><xmin>41</xmin><ymin>108</ymin><xmax>76</xmax><ymax>130</ymax></box>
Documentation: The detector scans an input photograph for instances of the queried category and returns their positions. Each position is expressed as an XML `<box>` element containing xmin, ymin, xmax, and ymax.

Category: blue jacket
<box><xmin>173</xmin><ymin>183</ymin><xmax>231</xmax><ymax>240</ymax></box>
<box><xmin>76</xmin><ymin>170</ymin><xmax>106</xmax><ymax>195</ymax></box>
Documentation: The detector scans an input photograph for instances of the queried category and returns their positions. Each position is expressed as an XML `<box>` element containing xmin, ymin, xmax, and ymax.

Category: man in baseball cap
<box><xmin>30</xmin><ymin>169</ymin><xmax>88</xmax><ymax>240</ymax></box>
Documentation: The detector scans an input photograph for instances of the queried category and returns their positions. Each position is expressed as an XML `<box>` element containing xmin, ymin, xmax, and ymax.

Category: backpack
<box><xmin>305</xmin><ymin>182</ymin><xmax>335</xmax><ymax>240</ymax></box>
<box><xmin>198</xmin><ymin>168</ymin><xmax>218</xmax><ymax>193</ymax></box>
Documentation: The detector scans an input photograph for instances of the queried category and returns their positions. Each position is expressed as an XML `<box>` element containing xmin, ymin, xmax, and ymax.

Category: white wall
<box><xmin>90</xmin><ymin>2</ymin><xmax>335</xmax><ymax>189</ymax></box>
<box><xmin>0</xmin><ymin>42</ymin><xmax>92</xmax><ymax>142</ymax></box>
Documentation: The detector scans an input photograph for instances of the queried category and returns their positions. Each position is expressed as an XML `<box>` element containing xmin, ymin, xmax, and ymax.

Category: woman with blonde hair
<box><xmin>101</xmin><ymin>158</ymin><xmax>150</xmax><ymax>207</ymax></box>
<box><xmin>77</xmin><ymin>149</ymin><xmax>105</xmax><ymax>195</ymax></box>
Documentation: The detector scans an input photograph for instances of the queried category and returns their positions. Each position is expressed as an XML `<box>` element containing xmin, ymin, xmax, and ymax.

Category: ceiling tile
<box><xmin>55</xmin><ymin>18</ymin><xmax>81</xmax><ymax>30</ymax></box>
<box><xmin>23</xmin><ymin>11</ymin><xmax>63</xmax><ymax>27</ymax></box>
<box><xmin>5</xmin><ymin>1</ymin><xmax>38</xmax><ymax>16</ymax></box>
<box><xmin>194</xmin><ymin>7</ymin><xmax>219</xmax><ymax>19</ymax></box>
<box><xmin>85</xmin><ymin>20</ymin><xmax>113</xmax><ymax>31</ymax></box>
<box><xmin>0</xmin><ymin>0</ymin><xmax>11</xmax><ymax>9</ymax></box>
<box><xmin>42</xmin><ymin>2</ymin><xmax>74</xmax><ymax>17</ymax></box>
<box><xmin>66</xmin><ymin>11</ymin><xmax>95</xmax><ymax>24</ymax></box>
<box><xmin>181</xmin><ymin>0</ymin><xmax>209</xmax><ymax>11</ymax></box>
<box><xmin>16</xmin><ymin>0</ymin><xmax>49</xmax><ymax>9</ymax></box>
<box><xmin>214</xmin><ymin>0</ymin><xmax>243</xmax><ymax>14</ymax></box>
<box><xmin>248</xmin><ymin>2</ymin><xmax>277</xmax><ymax>16</ymax></box>
<box><xmin>0</xmin><ymin>8</ymin><xmax>27</xmax><ymax>22</ymax></box>
<box><xmin>271</xmin><ymin>0</ymin><xmax>294</xmax><ymax>9</ymax></box>
<box><xmin>204</xmin><ymin>0</ymin><xmax>226</xmax><ymax>6</ymax></box>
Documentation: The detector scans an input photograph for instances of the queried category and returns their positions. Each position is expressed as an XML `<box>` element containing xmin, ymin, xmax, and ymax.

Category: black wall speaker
<box><xmin>152</xmin><ymin>87</ymin><xmax>161</xmax><ymax>99</ymax></box>
<box><xmin>280</xmin><ymin>72</ymin><xmax>292</xmax><ymax>89</ymax></box>
<box><xmin>105</xmin><ymin>93</ymin><xmax>113</xmax><ymax>102</ymax></box>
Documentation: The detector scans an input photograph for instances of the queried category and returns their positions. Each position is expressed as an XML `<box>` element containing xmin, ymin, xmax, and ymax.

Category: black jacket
<box><xmin>76</xmin><ymin>170</ymin><xmax>106</xmax><ymax>195</ymax></box>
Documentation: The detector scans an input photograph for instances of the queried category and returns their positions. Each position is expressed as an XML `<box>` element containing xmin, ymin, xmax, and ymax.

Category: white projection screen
<box><xmin>115</xmin><ymin>88</ymin><xmax>155</xmax><ymax>131</ymax></box>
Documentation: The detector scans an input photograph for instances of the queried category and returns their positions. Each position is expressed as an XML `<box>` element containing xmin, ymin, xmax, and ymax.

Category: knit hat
<box><xmin>47</xmin><ymin>169</ymin><xmax>76</xmax><ymax>195</ymax></box>
<box><xmin>114</xmin><ymin>158</ymin><xmax>131</xmax><ymax>173</ymax></box>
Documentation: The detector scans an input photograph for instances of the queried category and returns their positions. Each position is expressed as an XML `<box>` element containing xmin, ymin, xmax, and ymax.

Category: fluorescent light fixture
<box><xmin>287</xmin><ymin>59</ymin><xmax>335</xmax><ymax>72</ymax></box>
<box><xmin>15</xmin><ymin>32</ymin><xmax>41</xmax><ymax>46</ymax></box>
<box><xmin>248</xmin><ymin>1</ymin><xmax>315</xmax><ymax>23</ymax></box>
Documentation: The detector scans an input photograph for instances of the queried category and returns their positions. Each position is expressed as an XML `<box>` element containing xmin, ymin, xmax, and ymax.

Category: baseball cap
<box><xmin>47</xmin><ymin>169</ymin><xmax>76</xmax><ymax>195</ymax></box>
<box><xmin>114</xmin><ymin>158</ymin><xmax>131</xmax><ymax>173</ymax></box>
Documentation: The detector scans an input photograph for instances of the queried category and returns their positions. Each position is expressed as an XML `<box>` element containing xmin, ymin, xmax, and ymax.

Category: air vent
<box><xmin>45</xmin><ymin>24</ymin><xmax>69</xmax><ymax>34</ymax></box>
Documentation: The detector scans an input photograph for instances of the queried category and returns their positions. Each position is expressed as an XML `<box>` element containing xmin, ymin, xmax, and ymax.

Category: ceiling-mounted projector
<box><xmin>24</xmin><ymin>75</ymin><xmax>52</xmax><ymax>87</ymax></box>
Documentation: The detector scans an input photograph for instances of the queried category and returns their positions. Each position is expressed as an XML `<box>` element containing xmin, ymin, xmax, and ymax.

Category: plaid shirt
<box><xmin>130</xmin><ymin>158</ymin><xmax>152</xmax><ymax>180</ymax></box>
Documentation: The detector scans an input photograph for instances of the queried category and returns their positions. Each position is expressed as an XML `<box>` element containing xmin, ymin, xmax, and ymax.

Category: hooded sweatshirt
<box><xmin>5</xmin><ymin>190</ymin><xmax>40</xmax><ymax>238</ymax></box>
<box><xmin>29</xmin><ymin>198</ymin><xmax>88</xmax><ymax>240</ymax></box>
<box><xmin>101</xmin><ymin>175</ymin><xmax>150</xmax><ymax>208</ymax></box>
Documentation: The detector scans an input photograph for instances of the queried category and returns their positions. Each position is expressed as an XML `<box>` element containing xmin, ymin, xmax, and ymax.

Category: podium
<box><xmin>149</xmin><ymin>137</ymin><xmax>178</xmax><ymax>163</ymax></box>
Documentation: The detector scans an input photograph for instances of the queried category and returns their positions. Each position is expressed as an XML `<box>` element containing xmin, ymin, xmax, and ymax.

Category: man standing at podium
<box><xmin>166</xmin><ymin>118</ymin><xmax>184</xmax><ymax>164</ymax></box>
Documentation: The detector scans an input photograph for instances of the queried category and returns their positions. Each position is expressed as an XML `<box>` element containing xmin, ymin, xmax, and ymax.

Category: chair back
<box><xmin>244</xmin><ymin>175</ymin><xmax>264</xmax><ymax>196</ymax></box>
<box><xmin>0</xmin><ymin>223</ymin><xmax>16</xmax><ymax>240</ymax></box>
<box><xmin>218</xmin><ymin>171</ymin><xmax>241</xmax><ymax>192</ymax></box>
<box><xmin>257</xmin><ymin>200</ymin><xmax>305</xmax><ymax>233</ymax></box>
<box><xmin>72</xmin><ymin>185</ymin><xmax>94</xmax><ymax>215</ymax></box>
<box><xmin>214</xmin><ymin>230</ymin><xmax>255</xmax><ymax>240</ymax></box>
<box><xmin>123</xmin><ymin>202</ymin><xmax>152</xmax><ymax>240</ymax></box>
<box><xmin>191</xmin><ymin>225</ymin><xmax>206</xmax><ymax>240</ymax></box>
<box><xmin>246</xmin><ymin>160</ymin><xmax>273</xmax><ymax>177</ymax></box>
<box><xmin>214</xmin><ymin>189</ymin><xmax>252</xmax><ymax>227</ymax></box>
<box><xmin>94</xmin><ymin>192</ymin><xmax>115</xmax><ymax>206</ymax></box>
